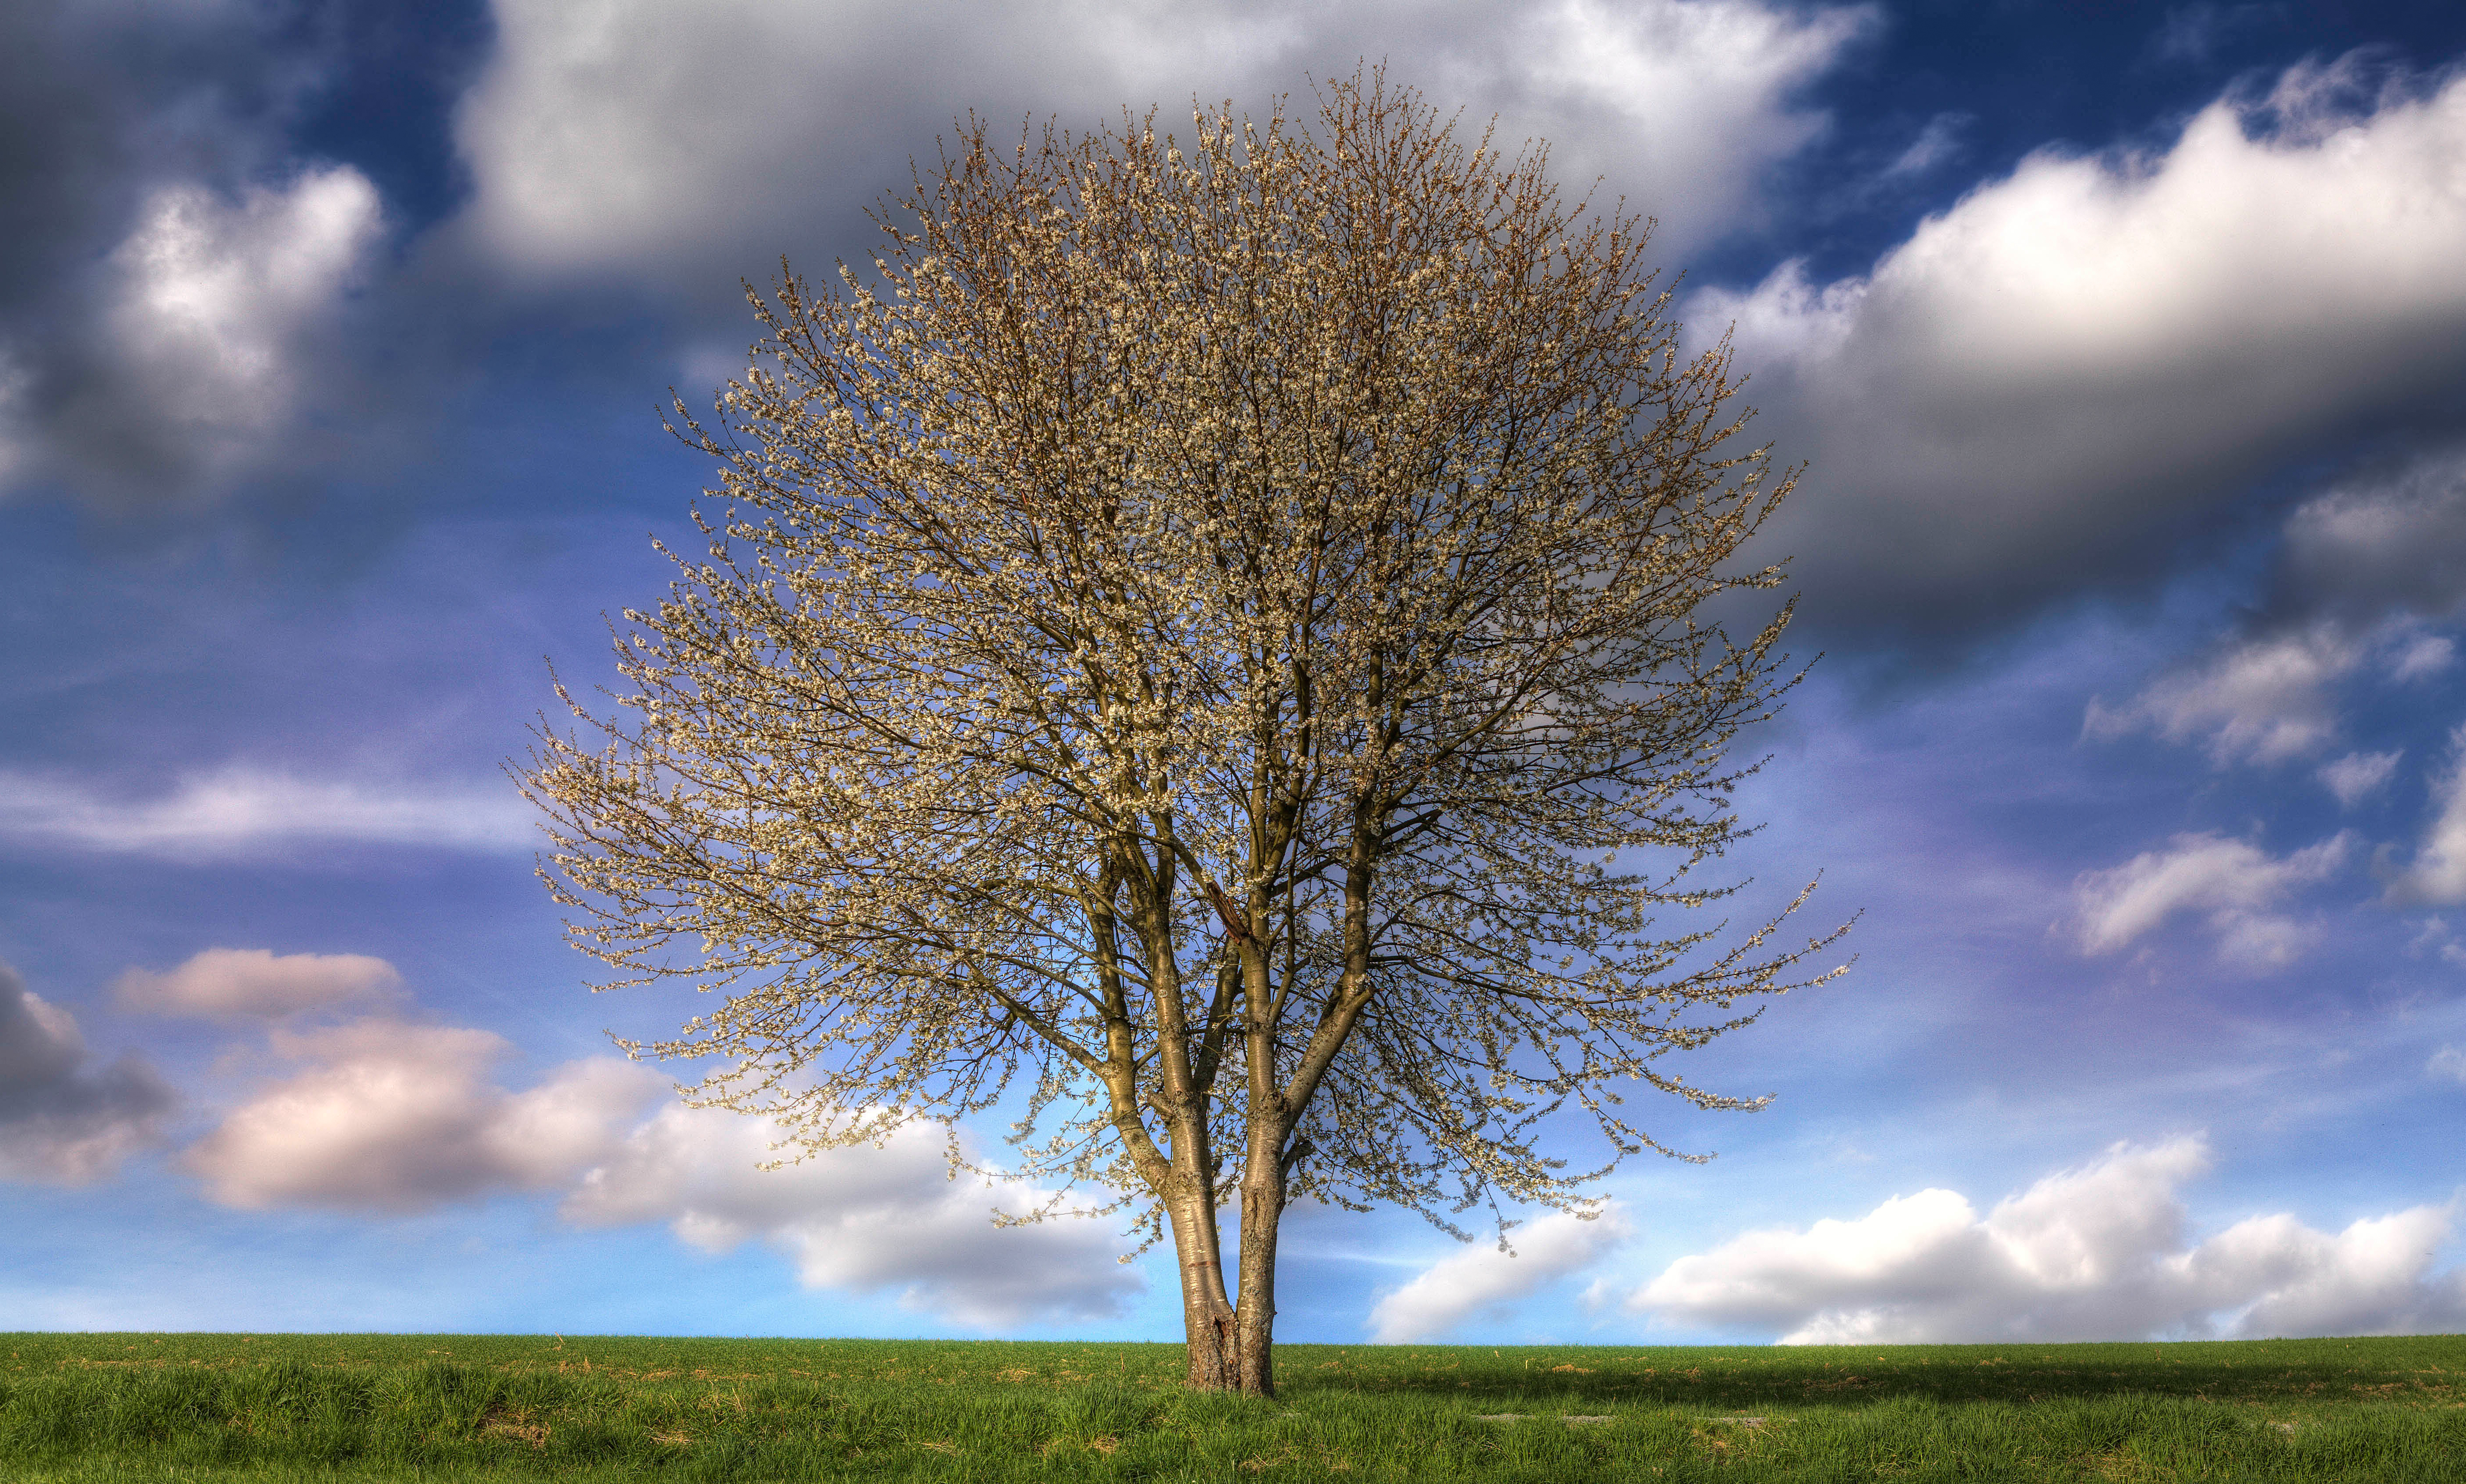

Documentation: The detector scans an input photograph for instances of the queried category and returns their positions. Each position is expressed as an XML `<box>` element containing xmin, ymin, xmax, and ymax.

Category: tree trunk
<box><xmin>1168</xmin><ymin>1172</ymin><xmax>1281</xmax><ymax>1395</ymax></box>
<box><xmin>1168</xmin><ymin>1188</ymin><xmax>1242</xmax><ymax>1390</ymax></box>
<box><xmin>1233</xmin><ymin>1156</ymin><xmax>1285</xmax><ymax>1397</ymax></box>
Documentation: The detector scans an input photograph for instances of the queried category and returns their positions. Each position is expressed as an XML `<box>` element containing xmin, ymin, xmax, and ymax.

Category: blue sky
<box><xmin>4</xmin><ymin>0</ymin><xmax>2466</xmax><ymax>1347</ymax></box>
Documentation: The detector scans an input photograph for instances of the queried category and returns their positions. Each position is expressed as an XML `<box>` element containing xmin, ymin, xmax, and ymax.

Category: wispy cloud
<box><xmin>2383</xmin><ymin>727</ymin><xmax>2466</xmax><ymax>906</ymax></box>
<box><xmin>2320</xmin><ymin>750</ymin><xmax>2403</xmax><ymax>808</ymax></box>
<box><xmin>2073</xmin><ymin>831</ymin><xmax>2351</xmax><ymax>967</ymax></box>
<box><xmin>0</xmin><ymin>768</ymin><xmax>535</xmax><ymax>859</ymax></box>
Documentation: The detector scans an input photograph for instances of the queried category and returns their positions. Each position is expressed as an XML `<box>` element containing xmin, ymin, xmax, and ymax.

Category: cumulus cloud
<box><xmin>2384</xmin><ymin>727</ymin><xmax>2466</xmax><ymax>906</ymax></box>
<box><xmin>0</xmin><ymin>767</ymin><xmax>535</xmax><ymax>858</ymax></box>
<box><xmin>115</xmin><ymin>947</ymin><xmax>401</xmax><ymax>1019</ymax></box>
<box><xmin>2073</xmin><ymin>831</ymin><xmax>2350</xmax><ymax>966</ymax></box>
<box><xmin>1630</xmin><ymin>1138</ymin><xmax>2466</xmax><ymax>1342</ymax></box>
<box><xmin>1367</xmin><ymin>1205</ymin><xmax>1632</xmax><ymax>1343</ymax></box>
<box><xmin>0</xmin><ymin>963</ymin><xmax>174</xmax><ymax>1185</ymax></box>
<box><xmin>2321</xmin><ymin>750</ymin><xmax>2403</xmax><ymax>808</ymax></box>
<box><xmin>1700</xmin><ymin>58</ymin><xmax>2466</xmax><ymax>626</ymax></box>
<box><xmin>562</xmin><ymin>1105</ymin><xmax>1144</xmax><ymax>1328</ymax></box>
<box><xmin>186</xmin><ymin>1022</ymin><xmax>661</xmax><ymax>1211</ymax></box>
<box><xmin>451</xmin><ymin>0</ymin><xmax>1871</xmax><ymax>292</ymax></box>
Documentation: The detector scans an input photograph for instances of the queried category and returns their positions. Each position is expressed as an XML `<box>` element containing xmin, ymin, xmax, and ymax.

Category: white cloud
<box><xmin>562</xmin><ymin>1104</ymin><xmax>1143</xmax><ymax>1328</ymax></box>
<box><xmin>1701</xmin><ymin>59</ymin><xmax>2466</xmax><ymax>620</ymax></box>
<box><xmin>1367</xmin><ymin>1205</ymin><xmax>1632</xmax><ymax>1343</ymax></box>
<box><xmin>2385</xmin><ymin>727</ymin><xmax>2466</xmax><ymax>906</ymax></box>
<box><xmin>2073</xmin><ymin>831</ymin><xmax>2350</xmax><ymax>964</ymax></box>
<box><xmin>452</xmin><ymin>0</ymin><xmax>1871</xmax><ymax>287</ymax></box>
<box><xmin>0</xmin><ymin>963</ymin><xmax>174</xmax><ymax>1185</ymax></box>
<box><xmin>1630</xmin><ymin>1138</ymin><xmax>2466</xmax><ymax>1342</ymax></box>
<box><xmin>114</xmin><ymin>947</ymin><xmax>401</xmax><ymax>1019</ymax></box>
<box><xmin>0</xmin><ymin>767</ymin><xmax>535</xmax><ymax>858</ymax></box>
<box><xmin>186</xmin><ymin>1022</ymin><xmax>661</xmax><ymax>1211</ymax></box>
<box><xmin>2086</xmin><ymin>625</ymin><xmax>2356</xmax><ymax>765</ymax></box>
<box><xmin>2429</xmin><ymin>1046</ymin><xmax>2466</xmax><ymax>1085</ymax></box>
<box><xmin>2320</xmin><ymin>750</ymin><xmax>2402</xmax><ymax>808</ymax></box>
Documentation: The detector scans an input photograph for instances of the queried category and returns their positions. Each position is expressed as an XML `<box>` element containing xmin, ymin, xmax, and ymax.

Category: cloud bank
<box><xmin>0</xmin><ymin>963</ymin><xmax>174</xmax><ymax>1185</ymax></box>
<box><xmin>563</xmin><ymin>1106</ymin><xmax>1144</xmax><ymax>1328</ymax></box>
<box><xmin>179</xmin><ymin>998</ymin><xmax>1141</xmax><ymax>1327</ymax></box>
<box><xmin>1630</xmin><ymin>1138</ymin><xmax>2466</xmax><ymax>1342</ymax></box>
<box><xmin>1701</xmin><ymin>58</ymin><xmax>2466</xmax><ymax>627</ymax></box>
<box><xmin>1368</xmin><ymin>1205</ymin><xmax>1632</xmax><ymax>1343</ymax></box>
<box><xmin>452</xmin><ymin>0</ymin><xmax>1873</xmax><ymax>292</ymax></box>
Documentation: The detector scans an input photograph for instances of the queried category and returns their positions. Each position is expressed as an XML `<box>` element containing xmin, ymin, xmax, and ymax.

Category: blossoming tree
<box><xmin>524</xmin><ymin>71</ymin><xmax>1846</xmax><ymax>1396</ymax></box>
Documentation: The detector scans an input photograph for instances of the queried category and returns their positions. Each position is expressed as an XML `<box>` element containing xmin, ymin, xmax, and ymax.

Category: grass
<box><xmin>1</xmin><ymin>1332</ymin><xmax>2460</xmax><ymax>1480</ymax></box>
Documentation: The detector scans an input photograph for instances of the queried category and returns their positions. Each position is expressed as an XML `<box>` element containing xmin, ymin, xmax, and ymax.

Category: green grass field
<box><xmin>3</xmin><ymin>1332</ymin><xmax>2459</xmax><ymax>1480</ymax></box>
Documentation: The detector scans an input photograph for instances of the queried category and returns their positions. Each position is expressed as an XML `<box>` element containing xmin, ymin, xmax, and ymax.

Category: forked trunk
<box><xmin>1168</xmin><ymin>1167</ymin><xmax>1284</xmax><ymax>1395</ymax></box>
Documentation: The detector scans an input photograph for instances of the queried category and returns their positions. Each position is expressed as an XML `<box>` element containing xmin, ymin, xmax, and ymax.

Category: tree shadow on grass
<box><xmin>1271</xmin><ymin>1337</ymin><xmax>2466</xmax><ymax>1412</ymax></box>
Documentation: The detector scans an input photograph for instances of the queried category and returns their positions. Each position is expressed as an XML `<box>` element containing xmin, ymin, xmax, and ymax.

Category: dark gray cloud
<box><xmin>2278</xmin><ymin>448</ymin><xmax>2466</xmax><ymax>627</ymax></box>
<box><xmin>0</xmin><ymin>1</ymin><xmax>401</xmax><ymax>507</ymax></box>
<box><xmin>0</xmin><ymin>961</ymin><xmax>175</xmax><ymax>1185</ymax></box>
<box><xmin>4</xmin><ymin>0</ymin><xmax>1878</xmax><ymax>513</ymax></box>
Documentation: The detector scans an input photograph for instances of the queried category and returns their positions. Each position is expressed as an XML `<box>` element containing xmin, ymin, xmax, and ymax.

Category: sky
<box><xmin>3</xmin><ymin>0</ymin><xmax>2465</xmax><ymax>1348</ymax></box>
